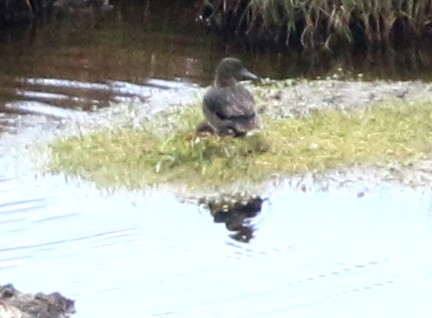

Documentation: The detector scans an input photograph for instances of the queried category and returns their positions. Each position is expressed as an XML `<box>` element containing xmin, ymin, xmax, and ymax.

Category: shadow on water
<box><xmin>1</xmin><ymin>1</ymin><xmax>432</xmax><ymax>317</ymax></box>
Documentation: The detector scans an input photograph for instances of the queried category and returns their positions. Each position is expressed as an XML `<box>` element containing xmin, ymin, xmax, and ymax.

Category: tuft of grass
<box><xmin>199</xmin><ymin>0</ymin><xmax>432</xmax><ymax>49</ymax></box>
<box><xmin>50</xmin><ymin>98</ymin><xmax>432</xmax><ymax>189</ymax></box>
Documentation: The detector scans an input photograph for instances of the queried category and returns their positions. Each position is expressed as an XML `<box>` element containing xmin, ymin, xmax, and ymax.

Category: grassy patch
<box><xmin>50</xmin><ymin>99</ymin><xmax>432</xmax><ymax>189</ymax></box>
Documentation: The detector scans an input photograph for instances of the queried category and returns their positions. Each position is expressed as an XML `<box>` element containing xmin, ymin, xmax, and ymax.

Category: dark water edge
<box><xmin>2</xmin><ymin>0</ymin><xmax>432</xmax><ymax>131</ymax></box>
<box><xmin>2</xmin><ymin>0</ymin><xmax>432</xmax><ymax>89</ymax></box>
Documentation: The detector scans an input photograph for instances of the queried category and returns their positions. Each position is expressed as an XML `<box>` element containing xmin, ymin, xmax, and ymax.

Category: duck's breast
<box><xmin>203</xmin><ymin>85</ymin><xmax>256</xmax><ymax>120</ymax></box>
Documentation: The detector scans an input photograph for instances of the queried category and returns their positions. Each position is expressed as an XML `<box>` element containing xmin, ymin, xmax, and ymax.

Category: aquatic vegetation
<box><xmin>50</xmin><ymin>97</ymin><xmax>432</xmax><ymax>189</ymax></box>
<box><xmin>0</xmin><ymin>0</ymin><xmax>51</xmax><ymax>25</ymax></box>
<box><xmin>199</xmin><ymin>0</ymin><xmax>432</xmax><ymax>49</ymax></box>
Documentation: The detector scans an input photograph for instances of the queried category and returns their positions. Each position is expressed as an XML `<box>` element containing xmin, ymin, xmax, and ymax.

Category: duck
<box><xmin>201</xmin><ymin>57</ymin><xmax>261</xmax><ymax>137</ymax></box>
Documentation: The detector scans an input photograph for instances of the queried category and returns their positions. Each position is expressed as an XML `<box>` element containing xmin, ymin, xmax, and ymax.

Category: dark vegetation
<box><xmin>0</xmin><ymin>0</ymin><xmax>112</xmax><ymax>26</ymax></box>
<box><xmin>198</xmin><ymin>0</ymin><xmax>432</xmax><ymax>50</ymax></box>
<box><xmin>0</xmin><ymin>0</ymin><xmax>55</xmax><ymax>26</ymax></box>
<box><xmin>3</xmin><ymin>0</ymin><xmax>432</xmax><ymax>50</ymax></box>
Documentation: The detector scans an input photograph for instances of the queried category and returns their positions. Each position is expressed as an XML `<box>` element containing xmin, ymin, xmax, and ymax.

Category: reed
<box><xmin>0</xmin><ymin>0</ymin><xmax>55</xmax><ymax>25</ymax></box>
<box><xmin>199</xmin><ymin>0</ymin><xmax>432</xmax><ymax>49</ymax></box>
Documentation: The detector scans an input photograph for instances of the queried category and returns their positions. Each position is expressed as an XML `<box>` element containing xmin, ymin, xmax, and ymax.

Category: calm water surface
<box><xmin>1</xmin><ymin>1</ymin><xmax>432</xmax><ymax>317</ymax></box>
<box><xmin>1</xmin><ymin>170</ymin><xmax>432</xmax><ymax>317</ymax></box>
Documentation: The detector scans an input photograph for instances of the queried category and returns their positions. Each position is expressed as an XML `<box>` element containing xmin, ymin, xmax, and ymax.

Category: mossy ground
<box><xmin>49</xmin><ymin>98</ymin><xmax>432</xmax><ymax>189</ymax></box>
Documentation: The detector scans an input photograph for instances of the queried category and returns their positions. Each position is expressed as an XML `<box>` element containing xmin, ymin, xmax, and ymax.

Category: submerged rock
<box><xmin>0</xmin><ymin>284</ymin><xmax>75</xmax><ymax>318</ymax></box>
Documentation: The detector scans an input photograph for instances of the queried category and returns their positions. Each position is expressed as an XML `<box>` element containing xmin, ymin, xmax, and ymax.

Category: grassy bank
<box><xmin>49</xmin><ymin>98</ymin><xmax>432</xmax><ymax>189</ymax></box>
<box><xmin>199</xmin><ymin>0</ymin><xmax>432</xmax><ymax>49</ymax></box>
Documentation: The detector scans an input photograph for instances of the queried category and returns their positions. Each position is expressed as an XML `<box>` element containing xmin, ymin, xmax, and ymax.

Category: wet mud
<box><xmin>251</xmin><ymin>79</ymin><xmax>432</xmax><ymax>190</ymax></box>
<box><xmin>255</xmin><ymin>78</ymin><xmax>432</xmax><ymax>118</ymax></box>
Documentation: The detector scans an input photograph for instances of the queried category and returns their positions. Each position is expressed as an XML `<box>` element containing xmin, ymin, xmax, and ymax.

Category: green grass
<box><xmin>50</xmin><ymin>98</ymin><xmax>432</xmax><ymax>189</ymax></box>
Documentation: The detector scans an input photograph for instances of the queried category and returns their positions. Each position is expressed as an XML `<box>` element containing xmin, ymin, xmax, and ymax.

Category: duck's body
<box><xmin>202</xmin><ymin>57</ymin><xmax>261</xmax><ymax>136</ymax></box>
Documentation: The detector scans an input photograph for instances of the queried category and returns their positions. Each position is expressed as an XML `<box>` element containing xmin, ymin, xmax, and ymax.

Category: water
<box><xmin>1</xmin><ymin>1</ymin><xmax>432</xmax><ymax>317</ymax></box>
<box><xmin>1</xmin><ymin>174</ymin><xmax>432</xmax><ymax>317</ymax></box>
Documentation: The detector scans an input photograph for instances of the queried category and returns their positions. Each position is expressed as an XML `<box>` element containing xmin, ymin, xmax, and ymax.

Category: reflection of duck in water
<box><xmin>200</xmin><ymin>194</ymin><xmax>265</xmax><ymax>243</ymax></box>
<box><xmin>201</xmin><ymin>57</ymin><xmax>261</xmax><ymax>137</ymax></box>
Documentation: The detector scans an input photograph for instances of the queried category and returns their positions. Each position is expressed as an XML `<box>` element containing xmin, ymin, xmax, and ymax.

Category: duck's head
<box><xmin>214</xmin><ymin>57</ymin><xmax>258</xmax><ymax>87</ymax></box>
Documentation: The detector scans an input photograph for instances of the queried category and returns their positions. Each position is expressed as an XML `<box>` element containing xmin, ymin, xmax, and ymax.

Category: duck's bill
<box><xmin>240</xmin><ymin>68</ymin><xmax>259</xmax><ymax>80</ymax></box>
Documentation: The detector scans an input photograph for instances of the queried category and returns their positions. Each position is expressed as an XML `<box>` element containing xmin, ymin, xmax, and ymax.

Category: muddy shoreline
<box><xmin>252</xmin><ymin>78</ymin><xmax>432</xmax><ymax>190</ymax></box>
<box><xmin>71</xmin><ymin>78</ymin><xmax>432</xmax><ymax>192</ymax></box>
<box><xmin>2</xmin><ymin>78</ymin><xmax>432</xmax><ymax>193</ymax></box>
<box><xmin>254</xmin><ymin>78</ymin><xmax>432</xmax><ymax>117</ymax></box>
<box><xmin>202</xmin><ymin>78</ymin><xmax>432</xmax><ymax>192</ymax></box>
<box><xmin>240</xmin><ymin>78</ymin><xmax>432</xmax><ymax>192</ymax></box>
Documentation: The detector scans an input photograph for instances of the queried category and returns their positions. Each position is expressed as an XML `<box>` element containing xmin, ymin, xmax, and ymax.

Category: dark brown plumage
<box><xmin>202</xmin><ymin>57</ymin><xmax>261</xmax><ymax>137</ymax></box>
